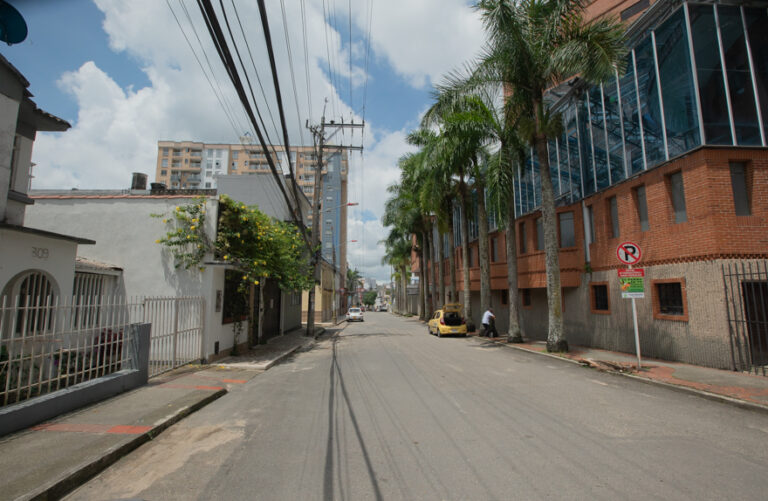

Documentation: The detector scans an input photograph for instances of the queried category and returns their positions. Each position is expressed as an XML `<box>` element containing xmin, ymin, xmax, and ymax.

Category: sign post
<box><xmin>617</xmin><ymin>242</ymin><xmax>643</xmax><ymax>369</ymax></box>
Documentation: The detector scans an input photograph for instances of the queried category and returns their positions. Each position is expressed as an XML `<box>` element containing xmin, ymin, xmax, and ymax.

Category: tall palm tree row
<box><xmin>383</xmin><ymin>0</ymin><xmax>625</xmax><ymax>350</ymax></box>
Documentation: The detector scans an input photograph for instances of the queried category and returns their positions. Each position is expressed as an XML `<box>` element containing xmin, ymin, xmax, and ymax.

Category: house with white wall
<box><xmin>0</xmin><ymin>53</ymin><xmax>95</xmax><ymax>307</ymax></box>
<box><xmin>27</xmin><ymin>173</ymin><xmax>310</xmax><ymax>360</ymax></box>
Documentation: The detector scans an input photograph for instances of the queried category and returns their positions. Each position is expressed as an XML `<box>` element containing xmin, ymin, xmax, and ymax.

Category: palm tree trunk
<box><xmin>534</xmin><ymin>97</ymin><xmax>566</xmax><ymax>352</ymax></box>
<box><xmin>477</xmin><ymin>182</ymin><xmax>491</xmax><ymax>317</ymax></box>
<box><xmin>447</xmin><ymin>224</ymin><xmax>457</xmax><ymax>303</ymax></box>
<box><xmin>436</xmin><ymin>230</ymin><xmax>445</xmax><ymax>308</ymax></box>
<box><xmin>400</xmin><ymin>265</ymin><xmax>408</xmax><ymax>314</ymax></box>
<box><xmin>427</xmin><ymin>228</ymin><xmax>438</xmax><ymax>315</ymax></box>
<box><xmin>459</xmin><ymin>182</ymin><xmax>473</xmax><ymax>328</ymax></box>
<box><xmin>422</xmin><ymin>230</ymin><xmax>434</xmax><ymax>317</ymax></box>
<box><xmin>505</xmin><ymin>196</ymin><xmax>523</xmax><ymax>342</ymax></box>
<box><xmin>418</xmin><ymin>237</ymin><xmax>426</xmax><ymax>320</ymax></box>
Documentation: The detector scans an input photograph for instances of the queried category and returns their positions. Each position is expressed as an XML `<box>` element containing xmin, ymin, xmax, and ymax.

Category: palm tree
<box><xmin>346</xmin><ymin>268</ymin><xmax>362</xmax><ymax>306</ymax></box>
<box><xmin>459</xmin><ymin>0</ymin><xmax>625</xmax><ymax>351</ymax></box>
<box><xmin>381</xmin><ymin>228</ymin><xmax>412</xmax><ymax>315</ymax></box>
<box><xmin>408</xmin><ymin>124</ymin><xmax>478</xmax><ymax>327</ymax></box>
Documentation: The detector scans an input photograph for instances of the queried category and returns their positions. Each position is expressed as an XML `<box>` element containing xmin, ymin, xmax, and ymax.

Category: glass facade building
<box><xmin>513</xmin><ymin>1</ymin><xmax>768</xmax><ymax>218</ymax></box>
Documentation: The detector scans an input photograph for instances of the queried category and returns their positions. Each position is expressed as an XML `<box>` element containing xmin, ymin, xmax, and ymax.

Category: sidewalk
<box><xmin>477</xmin><ymin>334</ymin><xmax>768</xmax><ymax>413</ymax></box>
<box><xmin>0</xmin><ymin>327</ymin><xmax>322</xmax><ymax>501</ymax></box>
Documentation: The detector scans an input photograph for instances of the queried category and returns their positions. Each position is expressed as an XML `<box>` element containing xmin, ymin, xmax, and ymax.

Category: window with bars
<box><xmin>590</xmin><ymin>283</ymin><xmax>610</xmax><ymax>313</ymax></box>
<box><xmin>653</xmin><ymin>279</ymin><xmax>688</xmax><ymax>321</ymax></box>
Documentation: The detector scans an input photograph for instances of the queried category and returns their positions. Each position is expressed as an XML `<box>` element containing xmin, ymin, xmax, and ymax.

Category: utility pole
<box><xmin>305</xmin><ymin>103</ymin><xmax>364</xmax><ymax>338</ymax></box>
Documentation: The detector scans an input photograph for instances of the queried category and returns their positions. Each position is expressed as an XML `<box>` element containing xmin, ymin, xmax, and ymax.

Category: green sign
<box><xmin>619</xmin><ymin>277</ymin><xmax>644</xmax><ymax>299</ymax></box>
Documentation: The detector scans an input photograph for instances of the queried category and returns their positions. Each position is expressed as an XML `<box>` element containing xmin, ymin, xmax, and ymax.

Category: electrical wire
<box><xmin>167</xmin><ymin>0</ymin><xmax>245</xmax><ymax>138</ymax></box>
<box><xmin>299</xmin><ymin>0</ymin><xmax>313</xmax><ymax>132</ymax></box>
<box><xmin>278</xmin><ymin>0</ymin><xmax>306</xmax><ymax>149</ymax></box>
<box><xmin>196</xmin><ymin>0</ymin><xmax>310</xmax><ymax>248</ymax></box>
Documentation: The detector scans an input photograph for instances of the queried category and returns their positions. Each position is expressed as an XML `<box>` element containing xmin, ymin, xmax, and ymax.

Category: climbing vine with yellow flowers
<box><xmin>153</xmin><ymin>195</ymin><xmax>313</xmax><ymax>292</ymax></box>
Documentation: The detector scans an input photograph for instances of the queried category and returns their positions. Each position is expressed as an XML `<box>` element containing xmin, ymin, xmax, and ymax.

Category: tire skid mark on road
<box><xmin>338</xmin><ymin>331</ymin><xmax>451</xmax><ymax>499</ymax></box>
<box><xmin>346</xmin><ymin>320</ymin><xmax>453</xmax><ymax>496</ymax></box>
<box><xmin>390</xmin><ymin>329</ymin><xmax>656</xmax><ymax>498</ymax></box>
<box><xmin>412</xmin><ymin>326</ymin><xmax>729</xmax><ymax>499</ymax></box>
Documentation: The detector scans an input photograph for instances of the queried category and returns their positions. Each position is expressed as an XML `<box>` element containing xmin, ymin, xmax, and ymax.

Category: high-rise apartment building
<box><xmin>155</xmin><ymin>140</ymin><xmax>349</xmax><ymax>271</ymax></box>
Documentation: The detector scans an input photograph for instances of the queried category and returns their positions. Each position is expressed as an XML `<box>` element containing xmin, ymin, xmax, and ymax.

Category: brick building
<box><xmin>423</xmin><ymin>0</ymin><xmax>768</xmax><ymax>372</ymax></box>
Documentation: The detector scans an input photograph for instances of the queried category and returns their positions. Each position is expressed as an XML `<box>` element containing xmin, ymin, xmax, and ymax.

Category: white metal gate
<box><xmin>142</xmin><ymin>297</ymin><xmax>204</xmax><ymax>377</ymax></box>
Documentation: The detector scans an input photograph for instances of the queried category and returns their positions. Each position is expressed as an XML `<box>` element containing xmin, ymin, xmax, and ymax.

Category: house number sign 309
<box><xmin>32</xmin><ymin>247</ymin><xmax>50</xmax><ymax>259</ymax></box>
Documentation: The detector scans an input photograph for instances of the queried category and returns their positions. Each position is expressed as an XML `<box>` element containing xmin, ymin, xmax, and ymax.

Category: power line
<box><xmin>299</xmin><ymin>0</ymin><xmax>313</xmax><ymax>125</ymax></box>
<box><xmin>196</xmin><ymin>0</ymin><xmax>309</xmax><ymax>248</ymax></box>
<box><xmin>279</xmin><ymin>0</ymin><xmax>306</xmax><ymax>147</ymax></box>
<box><xmin>167</xmin><ymin>0</ymin><xmax>245</xmax><ymax>138</ymax></box>
<box><xmin>254</xmin><ymin>0</ymin><xmax>304</xmax><ymax>221</ymax></box>
<box><xmin>226</xmin><ymin>0</ymin><xmax>281</xmax><ymax>153</ymax></box>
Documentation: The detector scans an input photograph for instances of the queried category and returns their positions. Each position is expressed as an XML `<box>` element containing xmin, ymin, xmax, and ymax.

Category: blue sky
<box><xmin>2</xmin><ymin>0</ymin><xmax>483</xmax><ymax>281</ymax></box>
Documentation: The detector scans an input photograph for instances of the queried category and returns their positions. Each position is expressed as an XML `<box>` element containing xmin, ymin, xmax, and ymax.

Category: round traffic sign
<box><xmin>616</xmin><ymin>241</ymin><xmax>642</xmax><ymax>265</ymax></box>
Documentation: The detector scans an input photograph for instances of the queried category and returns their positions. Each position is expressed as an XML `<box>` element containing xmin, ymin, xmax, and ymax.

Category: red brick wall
<box><xmin>432</xmin><ymin>147</ymin><xmax>768</xmax><ymax>291</ymax></box>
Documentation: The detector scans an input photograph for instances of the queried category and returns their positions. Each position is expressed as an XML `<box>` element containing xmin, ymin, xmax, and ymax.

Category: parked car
<box><xmin>346</xmin><ymin>307</ymin><xmax>364</xmax><ymax>322</ymax></box>
<box><xmin>427</xmin><ymin>303</ymin><xmax>467</xmax><ymax>337</ymax></box>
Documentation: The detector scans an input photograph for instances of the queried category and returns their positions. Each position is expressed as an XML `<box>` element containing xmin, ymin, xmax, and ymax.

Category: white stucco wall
<box><xmin>0</xmin><ymin>94</ymin><xmax>20</xmax><ymax>221</ymax></box>
<box><xmin>24</xmin><ymin>195</ymin><xmax>244</xmax><ymax>358</ymax></box>
<box><xmin>0</xmin><ymin>228</ymin><xmax>78</xmax><ymax>300</ymax></box>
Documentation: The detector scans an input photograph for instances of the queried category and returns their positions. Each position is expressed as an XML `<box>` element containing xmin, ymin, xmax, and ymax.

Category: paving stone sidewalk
<box><xmin>0</xmin><ymin>327</ymin><xmax>323</xmax><ymax>501</ymax></box>
<box><xmin>478</xmin><ymin>334</ymin><xmax>768</xmax><ymax>412</ymax></box>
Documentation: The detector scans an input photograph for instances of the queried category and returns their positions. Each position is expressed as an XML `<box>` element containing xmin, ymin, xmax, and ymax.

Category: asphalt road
<box><xmin>68</xmin><ymin>313</ymin><xmax>768</xmax><ymax>501</ymax></box>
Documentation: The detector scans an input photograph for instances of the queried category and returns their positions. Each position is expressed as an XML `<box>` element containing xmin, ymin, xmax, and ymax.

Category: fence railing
<box><xmin>142</xmin><ymin>296</ymin><xmax>204</xmax><ymax>377</ymax></box>
<box><xmin>723</xmin><ymin>261</ymin><xmax>768</xmax><ymax>376</ymax></box>
<box><xmin>0</xmin><ymin>294</ymin><xmax>205</xmax><ymax>407</ymax></box>
<box><xmin>0</xmin><ymin>295</ymin><xmax>137</xmax><ymax>407</ymax></box>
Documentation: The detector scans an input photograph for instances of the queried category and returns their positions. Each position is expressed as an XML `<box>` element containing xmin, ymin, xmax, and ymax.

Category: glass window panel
<box><xmin>559</xmin><ymin>212</ymin><xmax>575</xmax><ymax>248</ymax></box>
<box><xmin>587</xmin><ymin>205</ymin><xmax>596</xmax><ymax>243</ymax></box>
<box><xmin>690</xmin><ymin>4</ymin><xmax>732</xmax><ymax>144</ymax></box>
<box><xmin>636</xmin><ymin>185</ymin><xmax>650</xmax><ymax>231</ymax></box>
<box><xmin>589</xmin><ymin>86</ymin><xmax>611</xmax><ymax>189</ymax></box>
<box><xmin>548</xmin><ymin>139</ymin><xmax>560</xmax><ymax>196</ymax></box>
<box><xmin>744</xmin><ymin>7</ymin><xmax>768</xmax><ymax>143</ymax></box>
<box><xmin>719</xmin><ymin>5</ymin><xmax>761</xmax><ymax>145</ymax></box>
<box><xmin>557</xmin><ymin>136</ymin><xmax>572</xmax><ymax>200</ymax></box>
<box><xmin>519</xmin><ymin>221</ymin><xmax>527</xmax><ymax>254</ymax></box>
<box><xmin>635</xmin><ymin>36</ymin><xmax>666</xmax><ymax>168</ymax></box>
<box><xmin>578</xmin><ymin>95</ymin><xmax>595</xmax><ymax>196</ymax></box>
<box><xmin>729</xmin><ymin>162</ymin><xmax>751</xmax><ymax>215</ymax></box>
<box><xmin>669</xmin><ymin>171</ymin><xmax>688</xmax><ymax>223</ymax></box>
<box><xmin>603</xmin><ymin>77</ymin><xmax>626</xmax><ymax>184</ymax></box>
<box><xmin>620</xmin><ymin>52</ymin><xmax>645</xmax><ymax>175</ymax></box>
<box><xmin>563</xmin><ymin>106</ymin><xmax>582</xmax><ymax>200</ymax></box>
<box><xmin>655</xmin><ymin>9</ymin><xmax>701</xmax><ymax>157</ymax></box>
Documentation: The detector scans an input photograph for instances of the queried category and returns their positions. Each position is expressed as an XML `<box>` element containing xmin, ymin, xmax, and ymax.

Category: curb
<box><xmin>261</xmin><ymin>340</ymin><xmax>314</xmax><ymax>371</ymax></box>
<box><xmin>489</xmin><ymin>338</ymin><xmax>768</xmax><ymax>416</ymax></box>
<box><xmin>23</xmin><ymin>388</ymin><xmax>227</xmax><ymax>501</ymax></box>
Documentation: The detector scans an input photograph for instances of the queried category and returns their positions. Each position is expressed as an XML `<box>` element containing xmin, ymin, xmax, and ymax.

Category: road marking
<box><xmin>589</xmin><ymin>379</ymin><xmax>609</xmax><ymax>387</ymax></box>
<box><xmin>31</xmin><ymin>423</ymin><xmax>152</xmax><ymax>434</ymax></box>
<box><xmin>157</xmin><ymin>383</ymin><xmax>225</xmax><ymax>391</ymax></box>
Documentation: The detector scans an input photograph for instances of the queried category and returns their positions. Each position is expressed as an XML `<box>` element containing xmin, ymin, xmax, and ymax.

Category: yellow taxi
<box><xmin>427</xmin><ymin>303</ymin><xmax>468</xmax><ymax>337</ymax></box>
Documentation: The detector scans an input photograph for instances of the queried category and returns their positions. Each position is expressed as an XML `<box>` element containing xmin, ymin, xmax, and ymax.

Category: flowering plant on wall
<box><xmin>153</xmin><ymin>195</ymin><xmax>313</xmax><ymax>292</ymax></box>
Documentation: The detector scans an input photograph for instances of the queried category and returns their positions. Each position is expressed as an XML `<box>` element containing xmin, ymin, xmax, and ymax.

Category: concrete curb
<box><xmin>489</xmin><ymin>338</ymin><xmax>768</xmax><ymax>416</ymax></box>
<box><xmin>22</xmin><ymin>388</ymin><xmax>227</xmax><ymax>501</ymax></box>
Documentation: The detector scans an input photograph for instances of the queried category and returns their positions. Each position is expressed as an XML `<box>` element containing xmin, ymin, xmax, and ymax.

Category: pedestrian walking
<box><xmin>481</xmin><ymin>308</ymin><xmax>497</xmax><ymax>338</ymax></box>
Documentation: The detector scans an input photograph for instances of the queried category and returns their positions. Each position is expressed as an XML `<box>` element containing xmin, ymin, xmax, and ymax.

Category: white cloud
<box><xmin>27</xmin><ymin>0</ymin><xmax>482</xmax><ymax>280</ymax></box>
<box><xmin>356</xmin><ymin>0</ymin><xmax>484</xmax><ymax>88</ymax></box>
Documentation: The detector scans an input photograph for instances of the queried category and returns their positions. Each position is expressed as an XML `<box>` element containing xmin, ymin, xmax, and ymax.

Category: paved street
<box><xmin>68</xmin><ymin>314</ymin><xmax>768</xmax><ymax>500</ymax></box>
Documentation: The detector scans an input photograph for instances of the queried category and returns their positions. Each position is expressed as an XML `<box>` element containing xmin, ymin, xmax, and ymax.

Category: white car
<box><xmin>346</xmin><ymin>307</ymin><xmax>364</xmax><ymax>322</ymax></box>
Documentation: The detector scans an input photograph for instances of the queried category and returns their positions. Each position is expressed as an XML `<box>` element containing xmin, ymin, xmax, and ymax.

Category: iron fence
<box><xmin>142</xmin><ymin>296</ymin><xmax>204</xmax><ymax>377</ymax></box>
<box><xmin>723</xmin><ymin>261</ymin><xmax>768</xmax><ymax>376</ymax></box>
<box><xmin>0</xmin><ymin>295</ymin><xmax>137</xmax><ymax>407</ymax></box>
<box><xmin>0</xmin><ymin>294</ymin><xmax>205</xmax><ymax>407</ymax></box>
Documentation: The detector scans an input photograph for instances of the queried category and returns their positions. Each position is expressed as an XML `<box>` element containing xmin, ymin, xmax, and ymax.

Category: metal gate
<box><xmin>142</xmin><ymin>297</ymin><xmax>204</xmax><ymax>377</ymax></box>
<box><xmin>723</xmin><ymin>261</ymin><xmax>768</xmax><ymax>376</ymax></box>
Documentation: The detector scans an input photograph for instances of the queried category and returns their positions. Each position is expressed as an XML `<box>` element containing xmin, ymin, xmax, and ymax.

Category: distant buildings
<box><xmin>155</xmin><ymin>140</ymin><xmax>348</xmax><ymax>276</ymax></box>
